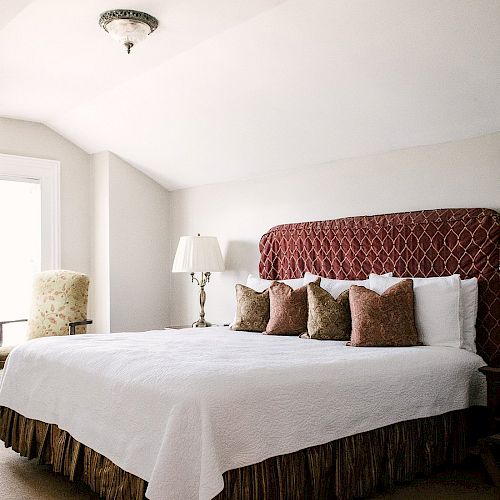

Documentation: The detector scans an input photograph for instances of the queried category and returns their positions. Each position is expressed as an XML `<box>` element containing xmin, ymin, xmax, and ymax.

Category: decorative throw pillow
<box><xmin>369</xmin><ymin>273</ymin><xmax>461</xmax><ymax>348</ymax></box>
<box><xmin>305</xmin><ymin>282</ymin><xmax>351</xmax><ymax>340</ymax></box>
<box><xmin>266</xmin><ymin>280</ymin><xmax>318</xmax><ymax>336</ymax></box>
<box><xmin>230</xmin><ymin>284</ymin><xmax>270</xmax><ymax>332</ymax></box>
<box><xmin>349</xmin><ymin>280</ymin><xmax>419</xmax><ymax>347</ymax></box>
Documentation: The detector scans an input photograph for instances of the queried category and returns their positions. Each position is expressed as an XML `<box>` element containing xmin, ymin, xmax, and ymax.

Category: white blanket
<box><xmin>0</xmin><ymin>328</ymin><xmax>486</xmax><ymax>500</ymax></box>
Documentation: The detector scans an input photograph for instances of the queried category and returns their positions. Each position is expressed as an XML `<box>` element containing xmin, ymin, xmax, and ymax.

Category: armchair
<box><xmin>0</xmin><ymin>270</ymin><xmax>92</xmax><ymax>369</ymax></box>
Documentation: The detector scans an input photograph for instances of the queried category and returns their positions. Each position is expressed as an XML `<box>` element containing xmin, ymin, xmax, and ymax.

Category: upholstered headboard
<box><xmin>259</xmin><ymin>208</ymin><xmax>500</xmax><ymax>365</ymax></box>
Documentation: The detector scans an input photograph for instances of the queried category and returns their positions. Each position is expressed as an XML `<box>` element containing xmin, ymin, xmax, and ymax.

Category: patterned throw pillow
<box><xmin>348</xmin><ymin>280</ymin><xmax>419</xmax><ymax>347</ymax></box>
<box><xmin>266</xmin><ymin>280</ymin><xmax>318</xmax><ymax>336</ymax></box>
<box><xmin>304</xmin><ymin>282</ymin><xmax>351</xmax><ymax>340</ymax></box>
<box><xmin>230</xmin><ymin>284</ymin><xmax>270</xmax><ymax>332</ymax></box>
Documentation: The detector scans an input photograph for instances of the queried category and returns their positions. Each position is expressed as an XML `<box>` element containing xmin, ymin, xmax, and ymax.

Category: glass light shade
<box><xmin>172</xmin><ymin>236</ymin><xmax>225</xmax><ymax>273</ymax></box>
<box><xmin>105</xmin><ymin>18</ymin><xmax>151</xmax><ymax>46</ymax></box>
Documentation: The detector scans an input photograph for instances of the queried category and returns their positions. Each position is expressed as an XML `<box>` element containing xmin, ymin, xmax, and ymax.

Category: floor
<box><xmin>0</xmin><ymin>443</ymin><xmax>495</xmax><ymax>499</ymax></box>
<box><xmin>371</xmin><ymin>460</ymin><xmax>497</xmax><ymax>499</ymax></box>
<box><xmin>0</xmin><ymin>444</ymin><xmax>97</xmax><ymax>499</ymax></box>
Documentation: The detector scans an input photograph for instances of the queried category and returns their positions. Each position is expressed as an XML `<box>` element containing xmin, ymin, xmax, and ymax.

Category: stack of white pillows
<box><xmin>246</xmin><ymin>272</ymin><xmax>478</xmax><ymax>353</ymax></box>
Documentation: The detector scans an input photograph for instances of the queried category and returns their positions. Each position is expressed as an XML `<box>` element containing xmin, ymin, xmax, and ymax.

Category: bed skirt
<box><xmin>0</xmin><ymin>406</ymin><xmax>467</xmax><ymax>500</ymax></box>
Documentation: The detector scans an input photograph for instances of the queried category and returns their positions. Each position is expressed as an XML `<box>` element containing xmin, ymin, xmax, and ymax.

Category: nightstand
<box><xmin>165</xmin><ymin>324</ymin><xmax>229</xmax><ymax>330</ymax></box>
<box><xmin>478</xmin><ymin>366</ymin><xmax>500</xmax><ymax>491</ymax></box>
<box><xmin>479</xmin><ymin>366</ymin><xmax>500</xmax><ymax>434</ymax></box>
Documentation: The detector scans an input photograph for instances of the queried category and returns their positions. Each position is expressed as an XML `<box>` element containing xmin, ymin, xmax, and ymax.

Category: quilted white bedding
<box><xmin>0</xmin><ymin>327</ymin><xmax>486</xmax><ymax>500</ymax></box>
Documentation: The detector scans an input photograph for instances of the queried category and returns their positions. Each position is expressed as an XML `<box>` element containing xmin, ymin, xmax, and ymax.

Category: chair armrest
<box><xmin>68</xmin><ymin>320</ymin><xmax>93</xmax><ymax>335</ymax></box>
<box><xmin>0</xmin><ymin>319</ymin><xmax>28</xmax><ymax>346</ymax></box>
<box><xmin>0</xmin><ymin>319</ymin><xmax>28</xmax><ymax>325</ymax></box>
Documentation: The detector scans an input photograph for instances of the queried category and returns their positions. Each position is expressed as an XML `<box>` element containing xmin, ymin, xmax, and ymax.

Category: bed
<box><xmin>0</xmin><ymin>207</ymin><xmax>499</xmax><ymax>500</ymax></box>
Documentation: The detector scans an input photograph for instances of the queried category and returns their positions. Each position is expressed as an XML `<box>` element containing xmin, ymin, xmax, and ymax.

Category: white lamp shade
<box><xmin>172</xmin><ymin>235</ymin><xmax>225</xmax><ymax>273</ymax></box>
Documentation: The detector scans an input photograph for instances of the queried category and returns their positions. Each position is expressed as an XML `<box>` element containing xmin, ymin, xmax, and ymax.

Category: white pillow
<box><xmin>369</xmin><ymin>273</ymin><xmax>461</xmax><ymax>348</ymax></box>
<box><xmin>303</xmin><ymin>271</ymin><xmax>392</xmax><ymax>299</ymax></box>
<box><xmin>460</xmin><ymin>278</ymin><xmax>478</xmax><ymax>353</ymax></box>
<box><xmin>245</xmin><ymin>274</ymin><xmax>304</xmax><ymax>293</ymax></box>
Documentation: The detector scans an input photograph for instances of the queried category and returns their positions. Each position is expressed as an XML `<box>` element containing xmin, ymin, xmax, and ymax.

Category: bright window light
<box><xmin>0</xmin><ymin>179</ymin><xmax>41</xmax><ymax>345</ymax></box>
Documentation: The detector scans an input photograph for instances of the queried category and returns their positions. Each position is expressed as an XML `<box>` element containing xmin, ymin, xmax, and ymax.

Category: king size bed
<box><xmin>0</xmin><ymin>208</ymin><xmax>499</xmax><ymax>500</ymax></box>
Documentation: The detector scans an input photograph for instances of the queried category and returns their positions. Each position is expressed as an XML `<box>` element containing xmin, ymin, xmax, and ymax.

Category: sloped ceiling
<box><xmin>1</xmin><ymin>0</ymin><xmax>499</xmax><ymax>189</ymax></box>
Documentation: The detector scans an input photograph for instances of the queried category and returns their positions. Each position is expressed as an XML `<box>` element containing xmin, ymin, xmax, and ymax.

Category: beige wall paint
<box><xmin>169</xmin><ymin>132</ymin><xmax>500</xmax><ymax>326</ymax></box>
<box><xmin>2</xmin><ymin>117</ymin><xmax>497</xmax><ymax>332</ymax></box>
<box><xmin>0</xmin><ymin>118</ymin><xmax>170</xmax><ymax>334</ymax></box>
<box><xmin>0</xmin><ymin>117</ymin><xmax>91</xmax><ymax>273</ymax></box>
<box><xmin>90</xmin><ymin>151</ymin><xmax>110</xmax><ymax>333</ymax></box>
<box><xmin>108</xmin><ymin>153</ymin><xmax>170</xmax><ymax>332</ymax></box>
<box><xmin>90</xmin><ymin>152</ymin><xmax>171</xmax><ymax>333</ymax></box>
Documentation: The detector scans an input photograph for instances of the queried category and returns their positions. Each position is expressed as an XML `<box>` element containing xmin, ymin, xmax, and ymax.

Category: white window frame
<box><xmin>0</xmin><ymin>153</ymin><xmax>61</xmax><ymax>270</ymax></box>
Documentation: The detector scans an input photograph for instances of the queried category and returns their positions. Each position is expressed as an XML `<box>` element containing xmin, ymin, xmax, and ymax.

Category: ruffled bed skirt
<box><xmin>0</xmin><ymin>406</ymin><xmax>467</xmax><ymax>499</ymax></box>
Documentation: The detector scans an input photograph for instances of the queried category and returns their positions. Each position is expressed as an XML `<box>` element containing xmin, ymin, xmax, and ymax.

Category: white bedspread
<box><xmin>0</xmin><ymin>327</ymin><xmax>486</xmax><ymax>500</ymax></box>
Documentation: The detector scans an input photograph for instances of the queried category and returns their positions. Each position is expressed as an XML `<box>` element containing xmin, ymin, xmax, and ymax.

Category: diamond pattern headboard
<box><xmin>259</xmin><ymin>208</ymin><xmax>500</xmax><ymax>365</ymax></box>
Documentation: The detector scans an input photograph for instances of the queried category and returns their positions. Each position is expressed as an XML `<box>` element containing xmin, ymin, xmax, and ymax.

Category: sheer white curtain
<box><xmin>0</xmin><ymin>154</ymin><xmax>60</xmax><ymax>347</ymax></box>
<box><xmin>0</xmin><ymin>179</ymin><xmax>41</xmax><ymax>345</ymax></box>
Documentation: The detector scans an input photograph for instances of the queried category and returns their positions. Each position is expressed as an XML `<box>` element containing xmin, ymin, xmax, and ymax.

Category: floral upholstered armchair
<box><xmin>0</xmin><ymin>270</ymin><xmax>92</xmax><ymax>369</ymax></box>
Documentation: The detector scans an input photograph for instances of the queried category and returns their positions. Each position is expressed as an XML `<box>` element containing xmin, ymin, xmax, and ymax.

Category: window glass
<box><xmin>0</xmin><ymin>179</ymin><xmax>41</xmax><ymax>345</ymax></box>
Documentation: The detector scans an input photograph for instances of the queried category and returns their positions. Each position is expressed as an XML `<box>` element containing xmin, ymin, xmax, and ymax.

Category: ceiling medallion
<box><xmin>99</xmin><ymin>9</ymin><xmax>159</xmax><ymax>54</ymax></box>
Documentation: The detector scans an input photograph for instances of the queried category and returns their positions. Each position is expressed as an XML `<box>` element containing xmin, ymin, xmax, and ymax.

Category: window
<box><xmin>0</xmin><ymin>154</ymin><xmax>60</xmax><ymax>345</ymax></box>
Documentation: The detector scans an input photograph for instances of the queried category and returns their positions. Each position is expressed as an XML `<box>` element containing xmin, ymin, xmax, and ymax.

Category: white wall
<box><xmin>0</xmin><ymin>117</ymin><xmax>170</xmax><ymax>334</ymax></box>
<box><xmin>90</xmin><ymin>151</ymin><xmax>110</xmax><ymax>333</ymax></box>
<box><xmin>2</xmin><ymin>117</ymin><xmax>497</xmax><ymax>333</ymax></box>
<box><xmin>90</xmin><ymin>152</ymin><xmax>170</xmax><ymax>333</ymax></box>
<box><xmin>108</xmin><ymin>153</ymin><xmax>170</xmax><ymax>332</ymax></box>
<box><xmin>169</xmin><ymin>132</ymin><xmax>500</xmax><ymax>326</ymax></box>
<box><xmin>0</xmin><ymin>117</ymin><xmax>90</xmax><ymax>273</ymax></box>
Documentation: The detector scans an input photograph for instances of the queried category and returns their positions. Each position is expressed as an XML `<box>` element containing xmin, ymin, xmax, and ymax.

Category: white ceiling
<box><xmin>1</xmin><ymin>0</ymin><xmax>499</xmax><ymax>190</ymax></box>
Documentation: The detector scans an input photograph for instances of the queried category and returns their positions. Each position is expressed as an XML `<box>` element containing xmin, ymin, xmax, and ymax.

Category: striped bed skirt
<box><xmin>0</xmin><ymin>406</ymin><xmax>468</xmax><ymax>499</ymax></box>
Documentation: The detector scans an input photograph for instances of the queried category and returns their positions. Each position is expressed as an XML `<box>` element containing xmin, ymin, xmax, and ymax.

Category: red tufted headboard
<box><xmin>259</xmin><ymin>208</ymin><xmax>500</xmax><ymax>365</ymax></box>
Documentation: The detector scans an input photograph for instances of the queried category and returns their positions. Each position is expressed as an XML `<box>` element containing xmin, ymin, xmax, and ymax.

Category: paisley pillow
<box><xmin>304</xmin><ymin>282</ymin><xmax>351</xmax><ymax>340</ymax></box>
<box><xmin>231</xmin><ymin>284</ymin><xmax>270</xmax><ymax>332</ymax></box>
<box><xmin>266</xmin><ymin>279</ymin><xmax>319</xmax><ymax>336</ymax></box>
<box><xmin>349</xmin><ymin>280</ymin><xmax>418</xmax><ymax>347</ymax></box>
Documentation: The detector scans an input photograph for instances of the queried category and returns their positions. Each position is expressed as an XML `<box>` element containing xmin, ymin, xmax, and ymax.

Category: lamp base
<box><xmin>192</xmin><ymin>319</ymin><xmax>211</xmax><ymax>328</ymax></box>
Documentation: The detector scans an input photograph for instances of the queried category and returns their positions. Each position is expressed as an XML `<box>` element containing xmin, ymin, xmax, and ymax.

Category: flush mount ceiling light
<box><xmin>99</xmin><ymin>9</ymin><xmax>158</xmax><ymax>54</ymax></box>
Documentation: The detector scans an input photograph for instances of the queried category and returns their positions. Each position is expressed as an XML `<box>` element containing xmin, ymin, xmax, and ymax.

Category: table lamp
<box><xmin>172</xmin><ymin>234</ymin><xmax>225</xmax><ymax>327</ymax></box>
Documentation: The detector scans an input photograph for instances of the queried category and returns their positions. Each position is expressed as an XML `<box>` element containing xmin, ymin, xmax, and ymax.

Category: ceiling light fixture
<box><xmin>99</xmin><ymin>9</ymin><xmax>158</xmax><ymax>54</ymax></box>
